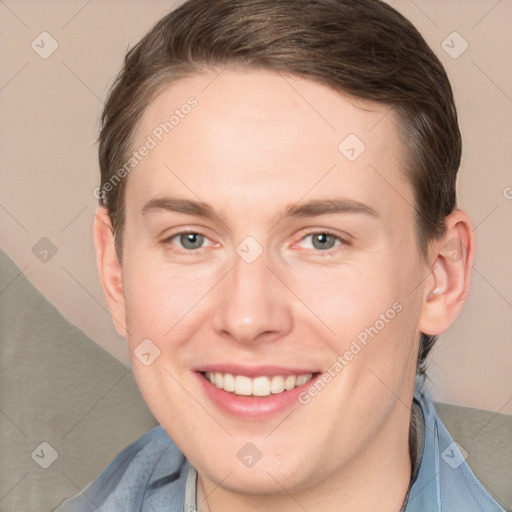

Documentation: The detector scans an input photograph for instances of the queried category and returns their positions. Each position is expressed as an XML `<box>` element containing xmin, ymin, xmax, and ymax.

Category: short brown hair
<box><xmin>98</xmin><ymin>0</ymin><xmax>461</xmax><ymax>377</ymax></box>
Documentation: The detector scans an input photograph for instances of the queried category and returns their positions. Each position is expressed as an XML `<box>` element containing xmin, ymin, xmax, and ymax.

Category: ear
<box><xmin>93</xmin><ymin>207</ymin><xmax>128</xmax><ymax>337</ymax></box>
<box><xmin>418</xmin><ymin>210</ymin><xmax>475</xmax><ymax>336</ymax></box>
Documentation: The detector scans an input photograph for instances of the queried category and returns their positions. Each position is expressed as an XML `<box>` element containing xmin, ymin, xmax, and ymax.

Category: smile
<box><xmin>203</xmin><ymin>372</ymin><xmax>314</xmax><ymax>397</ymax></box>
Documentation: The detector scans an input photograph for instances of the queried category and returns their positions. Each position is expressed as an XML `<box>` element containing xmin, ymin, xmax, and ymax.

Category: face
<box><xmin>119</xmin><ymin>69</ymin><xmax>427</xmax><ymax>496</ymax></box>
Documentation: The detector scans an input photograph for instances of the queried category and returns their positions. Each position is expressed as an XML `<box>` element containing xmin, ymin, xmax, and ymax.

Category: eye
<box><xmin>299</xmin><ymin>232</ymin><xmax>343</xmax><ymax>251</ymax></box>
<box><xmin>167</xmin><ymin>232</ymin><xmax>210</xmax><ymax>251</ymax></box>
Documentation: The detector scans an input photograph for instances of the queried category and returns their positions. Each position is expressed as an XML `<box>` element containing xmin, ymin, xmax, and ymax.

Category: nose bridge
<box><xmin>212</xmin><ymin>245</ymin><xmax>292</xmax><ymax>344</ymax></box>
<box><xmin>231</xmin><ymin>249</ymin><xmax>270</xmax><ymax>308</ymax></box>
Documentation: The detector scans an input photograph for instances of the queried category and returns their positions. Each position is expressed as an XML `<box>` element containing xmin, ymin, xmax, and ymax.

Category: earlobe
<box><xmin>418</xmin><ymin>210</ymin><xmax>475</xmax><ymax>336</ymax></box>
<box><xmin>93</xmin><ymin>207</ymin><xmax>128</xmax><ymax>338</ymax></box>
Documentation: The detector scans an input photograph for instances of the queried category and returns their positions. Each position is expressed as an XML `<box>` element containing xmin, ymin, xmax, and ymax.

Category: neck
<box><xmin>197</xmin><ymin>398</ymin><xmax>414</xmax><ymax>512</ymax></box>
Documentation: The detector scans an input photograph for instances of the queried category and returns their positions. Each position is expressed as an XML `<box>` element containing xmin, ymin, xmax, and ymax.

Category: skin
<box><xmin>94</xmin><ymin>69</ymin><xmax>474</xmax><ymax>511</ymax></box>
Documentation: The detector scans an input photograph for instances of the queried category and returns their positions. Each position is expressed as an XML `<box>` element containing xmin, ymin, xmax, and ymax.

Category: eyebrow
<box><xmin>141</xmin><ymin>196</ymin><xmax>378</xmax><ymax>220</ymax></box>
<box><xmin>141</xmin><ymin>197</ymin><xmax>216</xmax><ymax>219</ymax></box>
<box><xmin>283</xmin><ymin>198</ymin><xmax>378</xmax><ymax>219</ymax></box>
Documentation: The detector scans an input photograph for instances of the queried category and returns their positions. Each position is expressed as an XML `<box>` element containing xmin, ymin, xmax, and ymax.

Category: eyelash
<box><xmin>161</xmin><ymin>229</ymin><xmax>351</xmax><ymax>255</ymax></box>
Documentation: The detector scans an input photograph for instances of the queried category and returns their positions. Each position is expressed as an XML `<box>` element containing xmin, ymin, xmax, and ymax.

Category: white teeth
<box><xmin>223</xmin><ymin>373</ymin><xmax>235</xmax><ymax>392</ymax></box>
<box><xmin>204</xmin><ymin>372</ymin><xmax>313</xmax><ymax>396</ymax></box>
<box><xmin>284</xmin><ymin>375</ymin><xmax>296</xmax><ymax>390</ymax></box>
<box><xmin>252</xmin><ymin>376</ymin><xmax>270</xmax><ymax>397</ymax></box>
<box><xmin>234</xmin><ymin>375</ymin><xmax>252</xmax><ymax>396</ymax></box>
<box><xmin>296</xmin><ymin>374</ymin><xmax>310</xmax><ymax>386</ymax></box>
<box><xmin>270</xmin><ymin>375</ymin><xmax>285</xmax><ymax>394</ymax></box>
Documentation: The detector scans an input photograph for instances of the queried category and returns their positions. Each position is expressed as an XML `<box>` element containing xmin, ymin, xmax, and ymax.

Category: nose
<box><xmin>212</xmin><ymin>248</ymin><xmax>293</xmax><ymax>346</ymax></box>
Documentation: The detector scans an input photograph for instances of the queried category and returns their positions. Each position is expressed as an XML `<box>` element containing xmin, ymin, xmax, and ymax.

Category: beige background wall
<box><xmin>1</xmin><ymin>0</ymin><xmax>511</xmax><ymax>413</ymax></box>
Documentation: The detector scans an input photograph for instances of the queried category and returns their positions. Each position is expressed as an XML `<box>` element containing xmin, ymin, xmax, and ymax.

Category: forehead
<box><xmin>127</xmin><ymin>69</ymin><xmax>412</xmax><ymax>222</ymax></box>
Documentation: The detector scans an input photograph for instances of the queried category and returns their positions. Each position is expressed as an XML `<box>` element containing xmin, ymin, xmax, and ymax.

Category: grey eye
<box><xmin>179</xmin><ymin>232</ymin><xmax>205</xmax><ymax>250</ymax></box>
<box><xmin>311</xmin><ymin>233</ymin><xmax>337</xmax><ymax>250</ymax></box>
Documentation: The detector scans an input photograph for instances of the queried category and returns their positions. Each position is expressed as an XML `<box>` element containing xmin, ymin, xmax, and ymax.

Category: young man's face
<box><xmin>116</xmin><ymin>69</ymin><xmax>430</xmax><ymax>495</ymax></box>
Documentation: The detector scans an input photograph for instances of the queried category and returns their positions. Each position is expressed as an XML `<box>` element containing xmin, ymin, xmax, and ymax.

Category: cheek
<box><xmin>288</xmin><ymin>254</ymin><xmax>422</xmax><ymax>372</ymax></box>
<box><xmin>288</xmin><ymin>258</ymin><xmax>406</xmax><ymax>331</ymax></box>
<box><xmin>122</xmin><ymin>255</ymin><xmax>220</xmax><ymax>342</ymax></box>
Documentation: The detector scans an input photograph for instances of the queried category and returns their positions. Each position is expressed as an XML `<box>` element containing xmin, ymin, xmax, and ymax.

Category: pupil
<box><xmin>181</xmin><ymin>233</ymin><xmax>204</xmax><ymax>249</ymax></box>
<box><xmin>313</xmin><ymin>233</ymin><xmax>335</xmax><ymax>250</ymax></box>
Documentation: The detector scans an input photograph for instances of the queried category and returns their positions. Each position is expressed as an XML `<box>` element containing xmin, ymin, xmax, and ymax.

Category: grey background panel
<box><xmin>0</xmin><ymin>249</ymin><xmax>158</xmax><ymax>511</ymax></box>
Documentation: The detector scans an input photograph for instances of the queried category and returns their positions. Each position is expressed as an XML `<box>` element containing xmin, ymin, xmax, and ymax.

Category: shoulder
<box><xmin>406</xmin><ymin>384</ymin><xmax>509</xmax><ymax>511</ymax></box>
<box><xmin>54</xmin><ymin>426</ymin><xmax>188</xmax><ymax>512</ymax></box>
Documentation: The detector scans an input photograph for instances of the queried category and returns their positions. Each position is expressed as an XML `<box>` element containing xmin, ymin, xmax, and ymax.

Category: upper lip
<box><xmin>194</xmin><ymin>364</ymin><xmax>320</xmax><ymax>378</ymax></box>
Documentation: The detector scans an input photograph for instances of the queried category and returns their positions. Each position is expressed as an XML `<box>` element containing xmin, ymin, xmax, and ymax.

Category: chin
<box><xmin>197</xmin><ymin>448</ymin><xmax>323</xmax><ymax>497</ymax></box>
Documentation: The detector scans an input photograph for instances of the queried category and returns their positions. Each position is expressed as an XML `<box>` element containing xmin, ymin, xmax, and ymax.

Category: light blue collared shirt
<box><xmin>55</xmin><ymin>384</ymin><xmax>508</xmax><ymax>511</ymax></box>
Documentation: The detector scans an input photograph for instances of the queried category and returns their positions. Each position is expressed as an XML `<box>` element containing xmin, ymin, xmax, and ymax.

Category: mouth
<box><xmin>201</xmin><ymin>371</ymin><xmax>317</xmax><ymax>397</ymax></box>
<box><xmin>194</xmin><ymin>366</ymin><xmax>322</xmax><ymax>419</ymax></box>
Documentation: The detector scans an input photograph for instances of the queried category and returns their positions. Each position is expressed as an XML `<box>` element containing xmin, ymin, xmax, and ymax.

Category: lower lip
<box><xmin>195</xmin><ymin>372</ymin><xmax>320</xmax><ymax>420</ymax></box>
